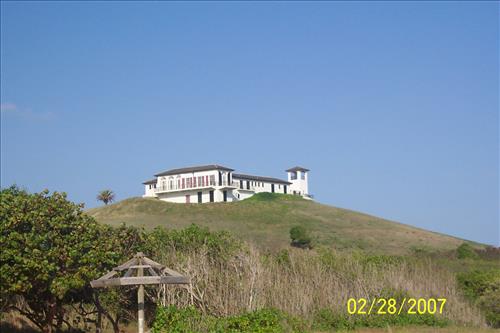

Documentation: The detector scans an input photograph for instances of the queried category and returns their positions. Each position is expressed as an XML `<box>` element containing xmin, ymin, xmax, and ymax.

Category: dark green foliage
<box><xmin>312</xmin><ymin>308</ymin><xmax>449</xmax><ymax>330</ymax></box>
<box><xmin>0</xmin><ymin>186</ymin><xmax>121</xmax><ymax>332</ymax></box>
<box><xmin>244</xmin><ymin>193</ymin><xmax>303</xmax><ymax>202</ymax></box>
<box><xmin>152</xmin><ymin>306</ymin><xmax>306</xmax><ymax>333</ymax></box>
<box><xmin>457</xmin><ymin>269</ymin><xmax>499</xmax><ymax>300</ymax></box>
<box><xmin>456</xmin><ymin>243</ymin><xmax>479</xmax><ymax>260</ymax></box>
<box><xmin>457</xmin><ymin>269</ymin><xmax>500</xmax><ymax>327</ymax></box>
<box><xmin>152</xmin><ymin>305</ymin><xmax>202</xmax><ymax>333</ymax></box>
<box><xmin>478</xmin><ymin>291</ymin><xmax>500</xmax><ymax>328</ymax></box>
<box><xmin>289</xmin><ymin>226</ymin><xmax>312</xmax><ymax>249</ymax></box>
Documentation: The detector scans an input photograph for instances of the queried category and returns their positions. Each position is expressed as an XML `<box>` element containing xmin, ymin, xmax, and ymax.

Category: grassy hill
<box><xmin>88</xmin><ymin>193</ymin><xmax>474</xmax><ymax>254</ymax></box>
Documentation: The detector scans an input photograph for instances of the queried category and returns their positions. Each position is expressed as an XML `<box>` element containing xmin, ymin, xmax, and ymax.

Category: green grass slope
<box><xmin>88</xmin><ymin>193</ymin><xmax>473</xmax><ymax>254</ymax></box>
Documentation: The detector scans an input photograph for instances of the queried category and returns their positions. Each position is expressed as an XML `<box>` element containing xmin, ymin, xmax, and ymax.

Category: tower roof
<box><xmin>286</xmin><ymin>166</ymin><xmax>310</xmax><ymax>172</ymax></box>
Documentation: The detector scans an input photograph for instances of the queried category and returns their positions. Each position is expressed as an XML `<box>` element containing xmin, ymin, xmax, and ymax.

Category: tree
<box><xmin>97</xmin><ymin>189</ymin><xmax>115</xmax><ymax>205</ymax></box>
<box><xmin>289</xmin><ymin>225</ymin><xmax>312</xmax><ymax>249</ymax></box>
<box><xmin>0</xmin><ymin>186</ymin><xmax>120</xmax><ymax>333</ymax></box>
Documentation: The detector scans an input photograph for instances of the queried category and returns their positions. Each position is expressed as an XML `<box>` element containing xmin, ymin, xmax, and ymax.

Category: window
<box><xmin>223</xmin><ymin>190</ymin><xmax>227</xmax><ymax>202</ymax></box>
<box><xmin>186</xmin><ymin>178</ymin><xmax>191</xmax><ymax>188</ymax></box>
<box><xmin>210</xmin><ymin>175</ymin><xmax>215</xmax><ymax>186</ymax></box>
<box><xmin>182</xmin><ymin>178</ymin><xmax>185</xmax><ymax>189</ymax></box>
<box><xmin>209</xmin><ymin>190</ymin><xmax>214</xmax><ymax>202</ymax></box>
<box><xmin>301</xmin><ymin>172</ymin><xmax>305</xmax><ymax>180</ymax></box>
<box><xmin>198</xmin><ymin>192</ymin><xmax>202</xmax><ymax>203</ymax></box>
<box><xmin>284</xmin><ymin>185</ymin><xmax>287</xmax><ymax>194</ymax></box>
<box><xmin>290</xmin><ymin>172</ymin><xmax>297</xmax><ymax>180</ymax></box>
<box><xmin>193</xmin><ymin>177</ymin><xmax>196</xmax><ymax>187</ymax></box>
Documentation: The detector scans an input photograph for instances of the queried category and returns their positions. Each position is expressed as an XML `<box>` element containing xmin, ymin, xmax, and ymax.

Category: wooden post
<box><xmin>90</xmin><ymin>252</ymin><xmax>190</xmax><ymax>333</ymax></box>
<box><xmin>138</xmin><ymin>256</ymin><xmax>144</xmax><ymax>333</ymax></box>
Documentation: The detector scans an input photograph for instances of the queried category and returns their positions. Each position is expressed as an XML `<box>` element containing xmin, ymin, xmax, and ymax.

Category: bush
<box><xmin>152</xmin><ymin>306</ymin><xmax>305</xmax><ymax>333</ymax></box>
<box><xmin>457</xmin><ymin>269</ymin><xmax>500</xmax><ymax>328</ymax></box>
<box><xmin>152</xmin><ymin>305</ymin><xmax>202</xmax><ymax>333</ymax></box>
<box><xmin>289</xmin><ymin>226</ymin><xmax>312</xmax><ymax>249</ymax></box>
<box><xmin>478</xmin><ymin>291</ymin><xmax>500</xmax><ymax>328</ymax></box>
<box><xmin>456</xmin><ymin>243</ymin><xmax>479</xmax><ymax>260</ymax></box>
<box><xmin>457</xmin><ymin>270</ymin><xmax>499</xmax><ymax>300</ymax></box>
<box><xmin>312</xmin><ymin>308</ymin><xmax>449</xmax><ymax>330</ymax></box>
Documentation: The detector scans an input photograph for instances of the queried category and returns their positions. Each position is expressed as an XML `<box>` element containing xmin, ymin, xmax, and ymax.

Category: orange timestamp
<box><xmin>347</xmin><ymin>298</ymin><xmax>447</xmax><ymax>315</ymax></box>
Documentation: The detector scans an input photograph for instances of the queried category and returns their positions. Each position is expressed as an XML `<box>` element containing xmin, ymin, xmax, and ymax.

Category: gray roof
<box><xmin>286</xmin><ymin>166</ymin><xmax>310</xmax><ymax>172</ymax></box>
<box><xmin>233</xmin><ymin>173</ymin><xmax>291</xmax><ymax>185</ymax></box>
<box><xmin>154</xmin><ymin>164</ymin><xmax>234</xmax><ymax>177</ymax></box>
<box><xmin>142</xmin><ymin>178</ymin><xmax>157</xmax><ymax>185</ymax></box>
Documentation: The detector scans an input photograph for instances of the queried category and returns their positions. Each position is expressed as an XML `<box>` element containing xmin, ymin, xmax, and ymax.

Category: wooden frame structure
<box><xmin>90</xmin><ymin>252</ymin><xmax>190</xmax><ymax>333</ymax></box>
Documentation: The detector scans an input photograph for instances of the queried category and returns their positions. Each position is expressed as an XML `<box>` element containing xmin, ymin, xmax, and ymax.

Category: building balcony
<box><xmin>154</xmin><ymin>180</ymin><xmax>239</xmax><ymax>193</ymax></box>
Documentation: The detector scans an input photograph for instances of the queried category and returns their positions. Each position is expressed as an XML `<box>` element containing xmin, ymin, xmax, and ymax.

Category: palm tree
<box><xmin>97</xmin><ymin>190</ymin><xmax>115</xmax><ymax>205</ymax></box>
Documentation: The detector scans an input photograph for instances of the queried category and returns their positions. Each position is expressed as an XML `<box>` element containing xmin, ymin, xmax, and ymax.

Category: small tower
<box><xmin>286</xmin><ymin>166</ymin><xmax>310</xmax><ymax>198</ymax></box>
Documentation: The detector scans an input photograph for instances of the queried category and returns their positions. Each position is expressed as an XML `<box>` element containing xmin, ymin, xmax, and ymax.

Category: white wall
<box><xmin>143</xmin><ymin>183</ymin><xmax>157</xmax><ymax>197</ymax></box>
<box><xmin>288</xmin><ymin>171</ymin><xmax>308</xmax><ymax>195</ymax></box>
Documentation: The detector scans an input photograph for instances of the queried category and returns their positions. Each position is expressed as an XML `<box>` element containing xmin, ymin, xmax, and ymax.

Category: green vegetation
<box><xmin>0</xmin><ymin>186</ymin><xmax>119</xmax><ymax>332</ymax></box>
<box><xmin>152</xmin><ymin>305</ymin><xmax>450</xmax><ymax>333</ymax></box>
<box><xmin>87</xmin><ymin>194</ymin><xmax>480</xmax><ymax>254</ymax></box>
<box><xmin>152</xmin><ymin>306</ymin><xmax>305</xmax><ymax>333</ymax></box>
<box><xmin>289</xmin><ymin>225</ymin><xmax>313</xmax><ymax>249</ymax></box>
<box><xmin>456</xmin><ymin>243</ymin><xmax>480</xmax><ymax>260</ymax></box>
<box><xmin>2</xmin><ymin>188</ymin><xmax>499</xmax><ymax>333</ymax></box>
<box><xmin>97</xmin><ymin>189</ymin><xmax>116</xmax><ymax>205</ymax></box>
<box><xmin>457</xmin><ymin>269</ymin><xmax>500</xmax><ymax>328</ymax></box>
<box><xmin>312</xmin><ymin>308</ymin><xmax>449</xmax><ymax>331</ymax></box>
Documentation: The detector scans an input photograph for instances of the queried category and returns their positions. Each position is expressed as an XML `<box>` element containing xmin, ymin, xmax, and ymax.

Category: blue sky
<box><xmin>1</xmin><ymin>2</ymin><xmax>498</xmax><ymax>246</ymax></box>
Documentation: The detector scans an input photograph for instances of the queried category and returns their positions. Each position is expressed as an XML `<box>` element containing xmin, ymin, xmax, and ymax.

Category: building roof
<box><xmin>285</xmin><ymin>166</ymin><xmax>310</xmax><ymax>172</ymax></box>
<box><xmin>154</xmin><ymin>164</ymin><xmax>234</xmax><ymax>177</ymax></box>
<box><xmin>142</xmin><ymin>178</ymin><xmax>157</xmax><ymax>185</ymax></box>
<box><xmin>233</xmin><ymin>173</ymin><xmax>291</xmax><ymax>185</ymax></box>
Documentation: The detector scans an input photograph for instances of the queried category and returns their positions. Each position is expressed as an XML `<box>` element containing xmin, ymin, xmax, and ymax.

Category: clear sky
<box><xmin>1</xmin><ymin>2</ymin><xmax>498</xmax><ymax>246</ymax></box>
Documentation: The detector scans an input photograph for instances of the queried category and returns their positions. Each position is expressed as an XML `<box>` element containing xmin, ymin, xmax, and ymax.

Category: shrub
<box><xmin>478</xmin><ymin>291</ymin><xmax>500</xmax><ymax>328</ymax></box>
<box><xmin>152</xmin><ymin>306</ymin><xmax>305</xmax><ymax>333</ymax></box>
<box><xmin>289</xmin><ymin>226</ymin><xmax>312</xmax><ymax>249</ymax></box>
<box><xmin>457</xmin><ymin>269</ymin><xmax>500</xmax><ymax>328</ymax></box>
<box><xmin>456</xmin><ymin>243</ymin><xmax>479</xmax><ymax>260</ymax></box>
<box><xmin>312</xmin><ymin>308</ymin><xmax>449</xmax><ymax>330</ymax></box>
<box><xmin>152</xmin><ymin>305</ymin><xmax>202</xmax><ymax>333</ymax></box>
<box><xmin>457</xmin><ymin>270</ymin><xmax>500</xmax><ymax>300</ymax></box>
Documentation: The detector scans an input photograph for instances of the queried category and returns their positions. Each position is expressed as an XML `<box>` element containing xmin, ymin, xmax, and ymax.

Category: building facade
<box><xmin>143</xmin><ymin>164</ymin><xmax>311</xmax><ymax>204</ymax></box>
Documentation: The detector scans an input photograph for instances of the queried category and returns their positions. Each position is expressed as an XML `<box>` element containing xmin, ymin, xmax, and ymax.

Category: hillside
<box><xmin>88</xmin><ymin>193</ymin><xmax>473</xmax><ymax>254</ymax></box>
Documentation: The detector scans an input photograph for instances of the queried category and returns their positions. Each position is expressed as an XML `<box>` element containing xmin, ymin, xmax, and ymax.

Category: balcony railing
<box><xmin>154</xmin><ymin>180</ymin><xmax>239</xmax><ymax>193</ymax></box>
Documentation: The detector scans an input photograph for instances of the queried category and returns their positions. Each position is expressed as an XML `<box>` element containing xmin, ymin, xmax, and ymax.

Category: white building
<box><xmin>142</xmin><ymin>164</ymin><xmax>311</xmax><ymax>204</ymax></box>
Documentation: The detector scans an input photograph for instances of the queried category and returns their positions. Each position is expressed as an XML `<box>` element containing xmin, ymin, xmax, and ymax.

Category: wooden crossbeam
<box><xmin>162</xmin><ymin>267</ymin><xmax>183</xmax><ymax>277</ymax></box>
<box><xmin>142</xmin><ymin>257</ymin><xmax>165</xmax><ymax>270</ymax></box>
<box><xmin>91</xmin><ymin>275</ymin><xmax>189</xmax><ymax>288</ymax></box>
<box><xmin>113</xmin><ymin>257</ymin><xmax>138</xmax><ymax>271</ymax></box>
